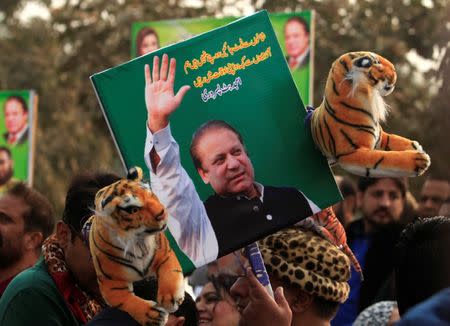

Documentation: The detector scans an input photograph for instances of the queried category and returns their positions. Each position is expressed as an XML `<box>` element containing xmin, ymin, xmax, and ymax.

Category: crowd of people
<box><xmin>0</xmin><ymin>53</ymin><xmax>449</xmax><ymax>326</ymax></box>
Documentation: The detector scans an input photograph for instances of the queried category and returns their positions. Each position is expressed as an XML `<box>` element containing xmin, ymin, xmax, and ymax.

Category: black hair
<box><xmin>284</xmin><ymin>16</ymin><xmax>310</xmax><ymax>34</ymax></box>
<box><xmin>8</xmin><ymin>182</ymin><xmax>55</xmax><ymax>245</ymax></box>
<box><xmin>394</xmin><ymin>216</ymin><xmax>450</xmax><ymax>315</ymax></box>
<box><xmin>190</xmin><ymin>120</ymin><xmax>245</xmax><ymax>170</ymax></box>
<box><xmin>62</xmin><ymin>172</ymin><xmax>120</xmax><ymax>234</ymax></box>
<box><xmin>4</xmin><ymin>95</ymin><xmax>28</xmax><ymax>113</ymax></box>
<box><xmin>0</xmin><ymin>146</ymin><xmax>11</xmax><ymax>158</ymax></box>
<box><xmin>358</xmin><ymin>177</ymin><xmax>408</xmax><ymax>198</ymax></box>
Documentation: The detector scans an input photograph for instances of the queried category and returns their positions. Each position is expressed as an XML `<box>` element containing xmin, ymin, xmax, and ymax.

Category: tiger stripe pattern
<box><xmin>88</xmin><ymin>166</ymin><xmax>184</xmax><ymax>326</ymax></box>
<box><xmin>310</xmin><ymin>51</ymin><xmax>430</xmax><ymax>177</ymax></box>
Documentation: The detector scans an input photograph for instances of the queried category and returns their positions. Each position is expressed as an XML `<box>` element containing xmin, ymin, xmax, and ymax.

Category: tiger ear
<box><xmin>127</xmin><ymin>166</ymin><xmax>143</xmax><ymax>182</ymax></box>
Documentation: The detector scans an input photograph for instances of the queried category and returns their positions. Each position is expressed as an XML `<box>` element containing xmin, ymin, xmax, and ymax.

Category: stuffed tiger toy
<box><xmin>87</xmin><ymin>167</ymin><xmax>184</xmax><ymax>326</ymax></box>
<box><xmin>309</xmin><ymin>51</ymin><xmax>430</xmax><ymax>177</ymax></box>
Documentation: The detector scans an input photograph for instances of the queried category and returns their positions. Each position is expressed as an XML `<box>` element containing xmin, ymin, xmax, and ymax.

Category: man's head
<box><xmin>357</xmin><ymin>177</ymin><xmax>407</xmax><ymax>231</ymax></box>
<box><xmin>394</xmin><ymin>216</ymin><xmax>450</xmax><ymax>315</ymax></box>
<box><xmin>0</xmin><ymin>147</ymin><xmax>13</xmax><ymax>185</ymax></box>
<box><xmin>56</xmin><ymin>172</ymin><xmax>120</xmax><ymax>295</ymax></box>
<box><xmin>333</xmin><ymin>175</ymin><xmax>357</xmax><ymax>228</ymax></box>
<box><xmin>190</xmin><ymin>120</ymin><xmax>255</xmax><ymax>197</ymax></box>
<box><xmin>0</xmin><ymin>183</ymin><xmax>54</xmax><ymax>271</ymax></box>
<box><xmin>284</xmin><ymin>16</ymin><xmax>310</xmax><ymax>59</ymax></box>
<box><xmin>417</xmin><ymin>176</ymin><xmax>450</xmax><ymax>218</ymax></box>
<box><xmin>232</xmin><ymin>228</ymin><xmax>351</xmax><ymax>322</ymax></box>
<box><xmin>4</xmin><ymin>96</ymin><xmax>28</xmax><ymax>135</ymax></box>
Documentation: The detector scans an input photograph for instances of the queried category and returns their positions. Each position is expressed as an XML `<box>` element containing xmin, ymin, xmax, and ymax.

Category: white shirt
<box><xmin>144</xmin><ymin>124</ymin><xmax>321</xmax><ymax>267</ymax></box>
<box><xmin>144</xmin><ymin>125</ymin><xmax>218</xmax><ymax>267</ymax></box>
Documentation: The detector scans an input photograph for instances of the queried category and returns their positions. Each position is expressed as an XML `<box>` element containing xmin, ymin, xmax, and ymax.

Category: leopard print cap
<box><xmin>258</xmin><ymin>227</ymin><xmax>351</xmax><ymax>303</ymax></box>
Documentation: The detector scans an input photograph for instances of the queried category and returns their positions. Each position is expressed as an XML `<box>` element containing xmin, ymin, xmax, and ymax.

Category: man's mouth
<box><xmin>229</xmin><ymin>171</ymin><xmax>245</xmax><ymax>182</ymax></box>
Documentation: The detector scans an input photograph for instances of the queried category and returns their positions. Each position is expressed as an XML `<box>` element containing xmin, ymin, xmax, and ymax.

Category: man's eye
<box><xmin>0</xmin><ymin>213</ymin><xmax>12</xmax><ymax>223</ymax></box>
<box><xmin>214</xmin><ymin>158</ymin><xmax>224</xmax><ymax>165</ymax></box>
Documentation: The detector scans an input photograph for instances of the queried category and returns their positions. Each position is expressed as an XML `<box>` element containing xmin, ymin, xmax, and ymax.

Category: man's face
<box><xmin>197</xmin><ymin>128</ymin><xmax>255</xmax><ymax>197</ymax></box>
<box><xmin>358</xmin><ymin>179</ymin><xmax>405</xmax><ymax>227</ymax></box>
<box><xmin>284</xmin><ymin>20</ymin><xmax>309</xmax><ymax>58</ymax></box>
<box><xmin>417</xmin><ymin>180</ymin><xmax>450</xmax><ymax>218</ymax></box>
<box><xmin>0</xmin><ymin>151</ymin><xmax>13</xmax><ymax>185</ymax></box>
<box><xmin>58</xmin><ymin>222</ymin><xmax>99</xmax><ymax>295</ymax></box>
<box><xmin>0</xmin><ymin>195</ymin><xmax>29</xmax><ymax>269</ymax></box>
<box><xmin>4</xmin><ymin>99</ymin><xmax>28</xmax><ymax>134</ymax></box>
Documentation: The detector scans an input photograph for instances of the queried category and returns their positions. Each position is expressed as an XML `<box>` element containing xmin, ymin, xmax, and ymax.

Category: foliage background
<box><xmin>0</xmin><ymin>0</ymin><xmax>448</xmax><ymax>214</ymax></box>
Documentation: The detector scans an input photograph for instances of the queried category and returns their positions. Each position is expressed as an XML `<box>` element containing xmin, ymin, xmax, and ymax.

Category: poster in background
<box><xmin>0</xmin><ymin>90</ymin><xmax>37</xmax><ymax>189</ymax></box>
<box><xmin>93</xmin><ymin>11</ymin><xmax>337</xmax><ymax>273</ymax></box>
<box><xmin>132</xmin><ymin>10</ymin><xmax>314</xmax><ymax>105</ymax></box>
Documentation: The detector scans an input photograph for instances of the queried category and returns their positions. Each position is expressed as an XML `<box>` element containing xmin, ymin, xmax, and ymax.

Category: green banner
<box><xmin>0</xmin><ymin>90</ymin><xmax>36</xmax><ymax>193</ymax></box>
<box><xmin>132</xmin><ymin>10</ymin><xmax>314</xmax><ymax>105</ymax></box>
<box><xmin>92</xmin><ymin>11</ymin><xmax>339</xmax><ymax>273</ymax></box>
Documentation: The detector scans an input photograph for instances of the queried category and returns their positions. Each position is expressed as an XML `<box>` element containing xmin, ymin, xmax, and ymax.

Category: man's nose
<box><xmin>226</xmin><ymin>155</ymin><xmax>240</xmax><ymax>169</ymax></box>
<box><xmin>379</xmin><ymin>193</ymin><xmax>391</xmax><ymax>206</ymax></box>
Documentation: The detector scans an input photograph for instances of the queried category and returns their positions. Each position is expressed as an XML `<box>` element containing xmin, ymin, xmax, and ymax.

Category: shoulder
<box><xmin>0</xmin><ymin>260</ymin><xmax>71</xmax><ymax>325</ymax></box>
<box><xmin>0</xmin><ymin>259</ymin><xmax>58</xmax><ymax>307</ymax></box>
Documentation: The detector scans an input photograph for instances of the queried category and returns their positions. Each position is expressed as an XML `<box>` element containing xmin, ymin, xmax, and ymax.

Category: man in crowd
<box><xmin>0</xmin><ymin>146</ymin><xmax>18</xmax><ymax>195</ymax></box>
<box><xmin>333</xmin><ymin>177</ymin><xmax>407</xmax><ymax>325</ymax></box>
<box><xmin>231</xmin><ymin>227</ymin><xmax>352</xmax><ymax>326</ymax></box>
<box><xmin>0</xmin><ymin>182</ymin><xmax>54</xmax><ymax>297</ymax></box>
<box><xmin>394</xmin><ymin>216</ymin><xmax>450</xmax><ymax>317</ymax></box>
<box><xmin>3</xmin><ymin>95</ymin><xmax>29</xmax><ymax>146</ymax></box>
<box><xmin>284</xmin><ymin>16</ymin><xmax>310</xmax><ymax>70</ymax></box>
<box><xmin>416</xmin><ymin>176</ymin><xmax>449</xmax><ymax>218</ymax></box>
<box><xmin>0</xmin><ymin>172</ymin><xmax>120</xmax><ymax>324</ymax></box>
<box><xmin>144</xmin><ymin>54</ymin><xmax>321</xmax><ymax>267</ymax></box>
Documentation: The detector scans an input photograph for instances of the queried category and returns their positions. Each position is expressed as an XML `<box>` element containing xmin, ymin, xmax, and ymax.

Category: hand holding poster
<box><xmin>91</xmin><ymin>11</ymin><xmax>339</xmax><ymax>274</ymax></box>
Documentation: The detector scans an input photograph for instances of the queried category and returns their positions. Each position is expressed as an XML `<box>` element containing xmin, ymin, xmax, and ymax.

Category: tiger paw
<box><xmin>414</xmin><ymin>151</ymin><xmax>431</xmax><ymax>176</ymax></box>
<box><xmin>411</xmin><ymin>141</ymin><xmax>424</xmax><ymax>152</ymax></box>
<box><xmin>158</xmin><ymin>290</ymin><xmax>185</xmax><ymax>313</ymax></box>
<box><xmin>143</xmin><ymin>305</ymin><xmax>168</xmax><ymax>326</ymax></box>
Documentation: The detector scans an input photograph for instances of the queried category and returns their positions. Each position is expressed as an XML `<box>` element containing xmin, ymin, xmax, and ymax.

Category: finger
<box><xmin>160</xmin><ymin>54</ymin><xmax>169</xmax><ymax>81</ymax></box>
<box><xmin>274</xmin><ymin>287</ymin><xmax>289</xmax><ymax>309</ymax></box>
<box><xmin>245</xmin><ymin>267</ymin><xmax>269</xmax><ymax>299</ymax></box>
<box><xmin>152</xmin><ymin>56</ymin><xmax>160</xmax><ymax>81</ymax></box>
<box><xmin>174</xmin><ymin>85</ymin><xmax>191</xmax><ymax>104</ymax></box>
<box><xmin>167</xmin><ymin>58</ymin><xmax>176</xmax><ymax>85</ymax></box>
<box><xmin>144</xmin><ymin>64</ymin><xmax>152</xmax><ymax>84</ymax></box>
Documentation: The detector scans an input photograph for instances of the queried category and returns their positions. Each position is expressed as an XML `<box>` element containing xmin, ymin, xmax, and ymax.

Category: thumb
<box><xmin>274</xmin><ymin>287</ymin><xmax>289</xmax><ymax>309</ymax></box>
<box><xmin>175</xmin><ymin>316</ymin><xmax>185</xmax><ymax>326</ymax></box>
<box><xmin>175</xmin><ymin>85</ymin><xmax>191</xmax><ymax>104</ymax></box>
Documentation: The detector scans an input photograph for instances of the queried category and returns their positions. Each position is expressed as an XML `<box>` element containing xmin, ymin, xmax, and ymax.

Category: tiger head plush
<box><xmin>94</xmin><ymin>166</ymin><xmax>168</xmax><ymax>239</ymax></box>
<box><xmin>88</xmin><ymin>166</ymin><xmax>184</xmax><ymax>326</ymax></box>
<box><xmin>310</xmin><ymin>51</ymin><xmax>430</xmax><ymax>178</ymax></box>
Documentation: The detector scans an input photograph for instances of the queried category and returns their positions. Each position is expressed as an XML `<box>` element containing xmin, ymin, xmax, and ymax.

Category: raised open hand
<box><xmin>145</xmin><ymin>54</ymin><xmax>190</xmax><ymax>132</ymax></box>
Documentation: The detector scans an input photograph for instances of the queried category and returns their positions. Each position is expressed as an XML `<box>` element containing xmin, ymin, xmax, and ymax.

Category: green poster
<box><xmin>0</xmin><ymin>90</ymin><xmax>37</xmax><ymax>193</ymax></box>
<box><xmin>92</xmin><ymin>11</ymin><xmax>339</xmax><ymax>273</ymax></box>
<box><xmin>132</xmin><ymin>10</ymin><xmax>314</xmax><ymax>105</ymax></box>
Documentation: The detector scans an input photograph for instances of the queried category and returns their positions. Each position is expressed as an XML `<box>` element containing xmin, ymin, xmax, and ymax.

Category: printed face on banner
<box><xmin>95</xmin><ymin>11</ymin><xmax>337</xmax><ymax>273</ymax></box>
<box><xmin>0</xmin><ymin>91</ymin><xmax>35</xmax><ymax>191</ymax></box>
<box><xmin>131</xmin><ymin>11</ymin><xmax>314</xmax><ymax>104</ymax></box>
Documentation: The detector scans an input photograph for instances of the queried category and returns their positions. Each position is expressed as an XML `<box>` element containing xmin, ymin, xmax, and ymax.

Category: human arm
<box><xmin>144</xmin><ymin>55</ymin><xmax>218</xmax><ymax>266</ymax></box>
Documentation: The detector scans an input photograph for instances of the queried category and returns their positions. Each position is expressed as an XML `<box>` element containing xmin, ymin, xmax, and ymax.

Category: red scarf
<box><xmin>42</xmin><ymin>235</ymin><xmax>104</xmax><ymax>324</ymax></box>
